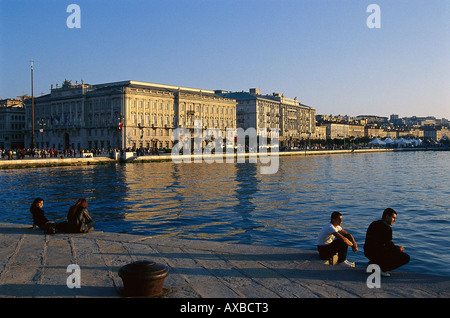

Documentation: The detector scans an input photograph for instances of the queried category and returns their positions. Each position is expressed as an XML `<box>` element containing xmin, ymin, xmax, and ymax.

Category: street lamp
<box><xmin>117</xmin><ymin>112</ymin><xmax>124</xmax><ymax>150</ymax></box>
<box><xmin>39</xmin><ymin>118</ymin><xmax>46</xmax><ymax>148</ymax></box>
<box><xmin>138</xmin><ymin>123</ymin><xmax>144</xmax><ymax>140</ymax></box>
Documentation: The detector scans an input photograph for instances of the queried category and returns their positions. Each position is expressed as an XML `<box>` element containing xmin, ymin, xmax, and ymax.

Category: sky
<box><xmin>1</xmin><ymin>0</ymin><xmax>449</xmax><ymax>119</ymax></box>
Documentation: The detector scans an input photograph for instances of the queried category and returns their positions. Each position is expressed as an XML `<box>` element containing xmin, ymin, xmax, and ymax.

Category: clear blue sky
<box><xmin>1</xmin><ymin>0</ymin><xmax>449</xmax><ymax>118</ymax></box>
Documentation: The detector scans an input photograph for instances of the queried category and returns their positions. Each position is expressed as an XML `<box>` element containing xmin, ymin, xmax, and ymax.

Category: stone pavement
<box><xmin>0</xmin><ymin>223</ymin><xmax>449</xmax><ymax>298</ymax></box>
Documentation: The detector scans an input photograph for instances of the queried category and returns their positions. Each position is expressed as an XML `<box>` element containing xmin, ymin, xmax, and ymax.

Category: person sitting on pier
<box><xmin>30</xmin><ymin>197</ymin><xmax>57</xmax><ymax>234</ymax></box>
<box><xmin>317</xmin><ymin>211</ymin><xmax>358</xmax><ymax>267</ymax></box>
<box><xmin>65</xmin><ymin>198</ymin><xmax>95</xmax><ymax>233</ymax></box>
<box><xmin>363</xmin><ymin>208</ymin><xmax>410</xmax><ymax>277</ymax></box>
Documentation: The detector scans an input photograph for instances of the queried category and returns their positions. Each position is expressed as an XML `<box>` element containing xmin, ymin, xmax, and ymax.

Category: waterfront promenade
<box><xmin>0</xmin><ymin>148</ymin><xmax>422</xmax><ymax>169</ymax></box>
<box><xmin>0</xmin><ymin>222</ymin><xmax>448</xmax><ymax>298</ymax></box>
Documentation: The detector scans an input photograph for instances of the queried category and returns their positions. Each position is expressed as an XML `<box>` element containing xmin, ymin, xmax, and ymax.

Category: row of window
<box><xmin>131</xmin><ymin>98</ymin><xmax>234</xmax><ymax>114</ymax></box>
<box><xmin>0</xmin><ymin>114</ymin><xmax>25</xmax><ymax>121</ymax></box>
<box><xmin>0</xmin><ymin>133</ymin><xmax>23</xmax><ymax>140</ymax></box>
<box><xmin>35</xmin><ymin>140</ymin><xmax>172</xmax><ymax>151</ymax></box>
<box><xmin>0</xmin><ymin>123</ymin><xmax>25</xmax><ymax>130</ymax></box>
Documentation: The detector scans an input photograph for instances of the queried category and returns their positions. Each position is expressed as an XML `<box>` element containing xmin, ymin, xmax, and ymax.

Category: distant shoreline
<box><xmin>0</xmin><ymin>147</ymin><xmax>448</xmax><ymax>170</ymax></box>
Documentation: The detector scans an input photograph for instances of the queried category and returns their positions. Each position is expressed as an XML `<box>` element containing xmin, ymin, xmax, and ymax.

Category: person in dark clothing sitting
<box><xmin>30</xmin><ymin>197</ymin><xmax>57</xmax><ymax>234</ymax></box>
<box><xmin>364</xmin><ymin>208</ymin><xmax>410</xmax><ymax>277</ymax></box>
<box><xmin>66</xmin><ymin>198</ymin><xmax>95</xmax><ymax>233</ymax></box>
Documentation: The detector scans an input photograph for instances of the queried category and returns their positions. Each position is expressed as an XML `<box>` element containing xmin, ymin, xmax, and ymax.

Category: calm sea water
<box><xmin>1</xmin><ymin>151</ymin><xmax>449</xmax><ymax>277</ymax></box>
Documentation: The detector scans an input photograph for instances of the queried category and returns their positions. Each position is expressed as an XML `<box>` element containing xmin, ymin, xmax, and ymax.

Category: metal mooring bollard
<box><xmin>118</xmin><ymin>260</ymin><xmax>169</xmax><ymax>297</ymax></box>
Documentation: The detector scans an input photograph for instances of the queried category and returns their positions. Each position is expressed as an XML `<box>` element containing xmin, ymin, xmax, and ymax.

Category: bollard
<box><xmin>118</xmin><ymin>260</ymin><xmax>169</xmax><ymax>297</ymax></box>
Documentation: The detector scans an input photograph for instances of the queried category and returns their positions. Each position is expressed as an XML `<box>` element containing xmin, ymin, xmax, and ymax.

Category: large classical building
<box><xmin>24</xmin><ymin>80</ymin><xmax>237</xmax><ymax>151</ymax></box>
<box><xmin>218</xmin><ymin>88</ymin><xmax>316</xmax><ymax>148</ymax></box>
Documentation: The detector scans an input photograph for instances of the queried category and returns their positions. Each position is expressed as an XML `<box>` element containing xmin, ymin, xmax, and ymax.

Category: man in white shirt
<box><xmin>317</xmin><ymin>212</ymin><xmax>358</xmax><ymax>267</ymax></box>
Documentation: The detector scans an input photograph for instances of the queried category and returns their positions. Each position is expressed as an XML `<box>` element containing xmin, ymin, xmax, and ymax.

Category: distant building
<box><xmin>316</xmin><ymin>114</ymin><xmax>350</xmax><ymax>124</ymax></box>
<box><xmin>355</xmin><ymin>115</ymin><xmax>388</xmax><ymax>124</ymax></box>
<box><xmin>422</xmin><ymin>126</ymin><xmax>450</xmax><ymax>141</ymax></box>
<box><xmin>365</xmin><ymin>126</ymin><xmax>386</xmax><ymax>139</ymax></box>
<box><xmin>389</xmin><ymin>114</ymin><xmax>404</xmax><ymax>126</ymax></box>
<box><xmin>348</xmin><ymin>124</ymin><xmax>365</xmax><ymax>139</ymax></box>
<box><xmin>0</xmin><ymin>97</ymin><xmax>27</xmax><ymax>149</ymax></box>
<box><xmin>314</xmin><ymin>125</ymin><xmax>327</xmax><ymax>139</ymax></box>
<box><xmin>323</xmin><ymin>123</ymin><xmax>349</xmax><ymax>140</ymax></box>
<box><xmin>24</xmin><ymin>80</ymin><xmax>236</xmax><ymax>151</ymax></box>
<box><xmin>218</xmin><ymin>88</ymin><xmax>316</xmax><ymax>148</ymax></box>
<box><xmin>404</xmin><ymin>116</ymin><xmax>437</xmax><ymax>126</ymax></box>
<box><xmin>314</xmin><ymin>122</ymin><xmax>364</xmax><ymax>140</ymax></box>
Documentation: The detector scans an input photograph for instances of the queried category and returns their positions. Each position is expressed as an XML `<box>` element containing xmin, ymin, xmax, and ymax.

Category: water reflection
<box><xmin>116</xmin><ymin>162</ymin><xmax>243</xmax><ymax>239</ymax></box>
<box><xmin>231</xmin><ymin>163</ymin><xmax>261</xmax><ymax>242</ymax></box>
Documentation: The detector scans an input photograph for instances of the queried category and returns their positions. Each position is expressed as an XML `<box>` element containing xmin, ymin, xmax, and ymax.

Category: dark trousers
<box><xmin>37</xmin><ymin>222</ymin><xmax>57</xmax><ymax>234</ymax></box>
<box><xmin>365</xmin><ymin>249</ymin><xmax>410</xmax><ymax>272</ymax></box>
<box><xmin>318</xmin><ymin>239</ymin><xmax>348</xmax><ymax>263</ymax></box>
<box><xmin>56</xmin><ymin>220</ymin><xmax>95</xmax><ymax>233</ymax></box>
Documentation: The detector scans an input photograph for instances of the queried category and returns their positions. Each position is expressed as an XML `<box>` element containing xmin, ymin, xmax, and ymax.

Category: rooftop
<box><xmin>219</xmin><ymin>90</ymin><xmax>314</xmax><ymax>109</ymax></box>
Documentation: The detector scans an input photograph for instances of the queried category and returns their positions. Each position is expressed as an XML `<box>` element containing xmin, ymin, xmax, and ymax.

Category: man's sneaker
<box><xmin>339</xmin><ymin>260</ymin><xmax>355</xmax><ymax>267</ymax></box>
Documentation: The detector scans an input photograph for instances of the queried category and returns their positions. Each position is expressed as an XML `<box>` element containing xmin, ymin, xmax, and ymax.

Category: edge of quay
<box><xmin>0</xmin><ymin>222</ymin><xmax>449</xmax><ymax>299</ymax></box>
<box><xmin>1</xmin><ymin>147</ymin><xmax>446</xmax><ymax>169</ymax></box>
<box><xmin>0</xmin><ymin>156</ymin><xmax>116</xmax><ymax>169</ymax></box>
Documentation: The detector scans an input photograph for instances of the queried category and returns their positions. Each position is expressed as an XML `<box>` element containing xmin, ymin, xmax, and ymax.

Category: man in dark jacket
<box><xmin>364</xmin><ymin>208</ymin><xmax>410</xmax><ymax>276</ymax></box>
<box><xmin>66</xmin><ymin>198</ymin><xmax>95</xmax><ymax>233</ymax></box>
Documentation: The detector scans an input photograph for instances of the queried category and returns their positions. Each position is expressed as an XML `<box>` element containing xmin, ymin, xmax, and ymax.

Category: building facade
<box><xmin>0</xmin><ymin>98</ymin><xmax>26</xmax><ymax>149</ymax></box>
<box><xmin>24</xmin><ymin>80</ymin><xmax>236</xmax><ymax>151</ymax></box>
<box><xmin>218</xmin><ymin>88</ymin><xmax>316</xmax><ymax>148</ymax></box>
<box><xmin>422</xmin><ymin>126</ymin><xmax>450</xmax><ymax>141</ymax></box>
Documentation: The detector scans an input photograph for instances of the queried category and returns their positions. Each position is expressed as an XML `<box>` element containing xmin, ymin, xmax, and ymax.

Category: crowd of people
<box><xmin>0</xmin><ymin>147</ymin><xmax>110</xmax><ymax>160</ymax></box>
<box><xmin>0</xmin><ymin>146</ymin><xmax>174</xmax><ymax>160</ymax></box>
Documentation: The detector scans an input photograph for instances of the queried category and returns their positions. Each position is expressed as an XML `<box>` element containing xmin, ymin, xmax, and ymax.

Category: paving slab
<box><xmin>0</xmin><ymin>222</ymin><xmax>448</xmax><ymax>299</ymax></box>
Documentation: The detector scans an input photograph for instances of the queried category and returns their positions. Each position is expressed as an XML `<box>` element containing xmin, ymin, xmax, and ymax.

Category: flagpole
<box><xmin>31</xmin><ymin>59</ymin><xmax>35</xmax><ymax>149</ymax></box>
